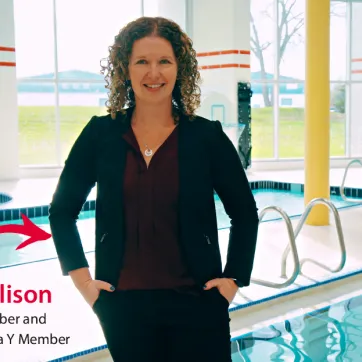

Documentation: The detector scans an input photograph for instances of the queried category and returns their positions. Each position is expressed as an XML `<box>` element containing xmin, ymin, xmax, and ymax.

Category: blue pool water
<box><xmin>0</xmin><ymin>189</ymin><xmax>360</xmax><ymax>268</ymax></box>
<box><xmin>215</xmin><ymin>189</ymin><xmax>359</xmax><ymax>229</ymax></box>
<box><xmin>231</xmin><ymin>293</ymin><xmax>362</xmax><ymax>361</ymax></box>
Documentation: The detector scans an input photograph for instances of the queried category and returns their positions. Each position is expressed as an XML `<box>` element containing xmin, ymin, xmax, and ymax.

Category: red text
<box><xmin>0</xmin><ymin>284</ymin><xmax>52</xmax><ymax>303</ymax></box>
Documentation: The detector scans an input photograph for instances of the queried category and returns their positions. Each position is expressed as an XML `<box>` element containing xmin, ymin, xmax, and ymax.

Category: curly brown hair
<box><xmin>100</xmin><ymin>16</ymin><xmax>202</xmax><ymax>122</ymax></box>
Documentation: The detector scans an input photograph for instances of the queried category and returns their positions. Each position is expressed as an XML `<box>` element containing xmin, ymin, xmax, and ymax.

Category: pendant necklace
<box><xmin>132</xmin><ymin>113</ymin><xmax>176</xmax><ymax>157</ymax></box>
<box><xmin>132</xmin><ymin>114</ymin><xmax>155</xmax><ymax>157</ymax></box>
<box><xmin>144</xmin><ymin>145</ymin><xmax>153</xmax><ymax>157</ymax></box>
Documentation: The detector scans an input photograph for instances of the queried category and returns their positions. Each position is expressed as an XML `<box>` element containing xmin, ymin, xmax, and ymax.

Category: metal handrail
<box><xmin>250</xmin><ymin>206</ymin><xmax>301</xmax><ymax>289</ymax></box>
<box><xmin>281</xmin><ymin>198</ymin><xmax>346</xmax><ymax>278</ymax></box>
<box><xmin>340</xmin><ymin>159</ymin><xmax>362</xmax><ymax>203</ymax></box>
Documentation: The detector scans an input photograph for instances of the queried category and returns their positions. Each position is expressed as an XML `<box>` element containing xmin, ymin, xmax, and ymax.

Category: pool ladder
<box><xmin>340</xmin><ymin>158</ymin><xmax>362</xmax><ymax>203</ymax></box>
<box><xmin>250</xmin><ymin>198</ymin><xmax>347</xmax><ymax>289</ymax></box>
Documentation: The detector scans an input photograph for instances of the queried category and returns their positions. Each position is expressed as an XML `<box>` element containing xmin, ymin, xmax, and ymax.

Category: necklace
<box><xmin>132</xmin><ymin>113</ymin><xmax>176</xmax><ymax>157</ymax></box>
<box><xmin>144</xmin><ymin>145</ymin><xmax>153</xmax><ymax>157</ymax></box>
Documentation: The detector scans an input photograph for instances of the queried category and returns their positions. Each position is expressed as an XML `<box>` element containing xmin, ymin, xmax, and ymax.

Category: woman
<box><xmin>49</xmin><ymin>16</ymin><xmax>259</xmax><ymax>362</ymax></box>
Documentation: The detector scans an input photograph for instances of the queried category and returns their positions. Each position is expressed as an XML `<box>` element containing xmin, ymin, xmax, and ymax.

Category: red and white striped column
<box><xmin>190</xmin><ymin>0</ymin><xmax>251</xmax><ymax>124</ymax></box>
<box><xmin>0</xmin><ymin>0</ymin><xmax>19</xmax><ymax>180</ymax></box>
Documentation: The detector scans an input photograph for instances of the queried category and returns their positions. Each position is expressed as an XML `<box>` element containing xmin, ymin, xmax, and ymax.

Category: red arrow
<box><xmin>0</xmin><ymin>213</ymin><xmax>51</xmax><ymax>250</ymax></box>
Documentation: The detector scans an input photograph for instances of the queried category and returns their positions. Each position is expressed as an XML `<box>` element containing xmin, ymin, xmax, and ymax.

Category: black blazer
<box><xmin>48</xmin><ymin>107</ymin><xmax>259</xmax><ymax>289</ymax></box>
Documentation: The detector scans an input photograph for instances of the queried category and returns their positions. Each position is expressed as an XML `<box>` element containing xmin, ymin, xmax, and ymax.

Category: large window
<box><xmin>250</xmin><ymin>83</ymin><xmax>275</xmax><ymax>159</ymax></box>
<box><xmin>250</xmin><ymin>0</ymin><xmax>351</xmax><ymax>160</ymax></box>
<box><xmin>250</xmin><ymin>0</ymin><xmax>275</xmax><ymax>83</ymax></box>
<box><xmin>13</xmin><ymin>0</ymin><xmax>360</xmax><ymax>166</ymax></box>
<box><xmin>17</xmin><ymin>83</ymin><xmax>58</xmax><ymax>165</ymax></box>
<box><xmin>14</xmin><ymin>0</ymin><xmax>143</xmax><ymax>166</ymax></box>
<box><xmin>13</xmin><ymin>0</ymin><xmax>55</xmax><ymax>78</ymax></box>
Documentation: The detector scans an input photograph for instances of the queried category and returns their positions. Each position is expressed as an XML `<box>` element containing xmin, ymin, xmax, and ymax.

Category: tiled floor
<box><xmin>0</xmin><ymin>168</ymin><xmax>362</xmax><ymax>361</ymax></box>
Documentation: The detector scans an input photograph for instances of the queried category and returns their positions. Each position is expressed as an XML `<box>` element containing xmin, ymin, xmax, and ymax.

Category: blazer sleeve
<box><xmin>210</xmin><ymin>121</ymin><xmax>259</xmax><ymax>287</ymax></box>
<box><xmin>48</xmin><ymin>116</ymin><xmax>98</xmax><ymax>276</ymax></box>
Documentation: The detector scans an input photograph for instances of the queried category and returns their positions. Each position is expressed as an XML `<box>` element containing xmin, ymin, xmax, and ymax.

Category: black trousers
<box><xmin>92</xmin><ymin>286</ymin><xmax>232</xmax><ymax>362</ymax></box>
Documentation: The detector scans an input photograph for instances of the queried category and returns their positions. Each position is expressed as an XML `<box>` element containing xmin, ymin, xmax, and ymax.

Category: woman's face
<box><xmin>128</xmin><ymin>36</ymin><xmax>178</xmax><ymax>106</ymax></box>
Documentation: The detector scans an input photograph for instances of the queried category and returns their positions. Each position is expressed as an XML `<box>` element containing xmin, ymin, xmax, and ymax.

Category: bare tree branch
<box><xmin>250</xmin><ymin>14</ymin><xmax>271</xmax><ymax>59</ymax></box>
<box><xmin>280</xmin><ymin>17</ymin><xmax>303</xmax><ymax>62</ymax></box>
<box><xmin>251</xmin><ymin>0</ymin><xmax>346</xmax><ymax>106</ymax></box>
<box><xmin>331</xmin><ymin>3</ymin><xmax>346</xmax><ymax>18</ymax></box>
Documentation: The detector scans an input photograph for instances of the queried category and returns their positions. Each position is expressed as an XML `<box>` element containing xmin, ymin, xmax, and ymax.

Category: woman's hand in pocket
<box><xmin>203</xmin><ymin>278</ymin><xmax>238</xmax><ymax>304</ymax></box>
<box><xmin>76</xmin><ymin>279</ymin><xmax>115</xmax><ymax>308</ymax></box>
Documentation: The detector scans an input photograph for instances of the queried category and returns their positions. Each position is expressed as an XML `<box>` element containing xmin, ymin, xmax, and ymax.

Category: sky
<box><xmin>251</xmin><ymin>0</ymin><xmax>348</xmax><ymax>81</ymax></box>
<box><xmin>13</xmin><ymin>0</ymin><xmax>146</xmax><ymax>78</ymax></box>
<box><xmin>13</xmin><ymin>0</ymin><xmax>348</xmax><ymax>81</ymax></box>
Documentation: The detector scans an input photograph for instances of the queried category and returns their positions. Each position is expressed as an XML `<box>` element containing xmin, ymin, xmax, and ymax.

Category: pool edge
<box><xmin>1</xmin><ymin>180</ymin><xmax>362</xmax><ymax>223</ymax></box>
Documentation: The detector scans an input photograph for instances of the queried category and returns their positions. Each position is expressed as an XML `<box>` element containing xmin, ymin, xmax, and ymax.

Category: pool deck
<box><xmin>0</xmin><ymin>167</ymin><xmax>361</xmax><ymax>361</ymax></box>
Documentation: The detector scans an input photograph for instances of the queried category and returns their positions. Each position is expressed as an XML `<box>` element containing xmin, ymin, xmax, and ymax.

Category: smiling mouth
<box><xmin>144</xmin><ymin>84</ymin><xmax>165</xmax><ymax>89</ymax></box>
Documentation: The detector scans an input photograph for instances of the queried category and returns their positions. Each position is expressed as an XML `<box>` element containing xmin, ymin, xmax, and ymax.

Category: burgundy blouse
<box><xmin>116</xmin><ymin>125</ymin><xmax>196</xmax><ymax>290</ymax></box>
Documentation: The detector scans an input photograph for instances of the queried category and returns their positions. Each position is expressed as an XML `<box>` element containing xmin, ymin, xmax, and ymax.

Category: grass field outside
<box><xmin>18</xmin><ymin>106</ymin><xmax>346</xmax><ymax>165</ymax></box>
<box><xmin>251</xmin><ymin>107</ymin><xmax>345</xmax><ymax>158</ymax></box>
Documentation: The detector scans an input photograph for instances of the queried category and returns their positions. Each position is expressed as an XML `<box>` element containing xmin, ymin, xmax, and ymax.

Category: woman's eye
<box><xmin>135</xmin><ymin>59</ymin><xmax>171</xmax><ymax>65</ymax></box>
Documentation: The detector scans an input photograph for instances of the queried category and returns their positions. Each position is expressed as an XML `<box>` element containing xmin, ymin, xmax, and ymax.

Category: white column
<box><xmin>191</xmin><ymin>0</ymin><xmax>251</xmax><ymax>149</ymax></box>
<box><xmin>0</xmin><ymin>0</ymin><xmax>19</xmax><ymax>181</ymax></box>
<box><xmin>350</xmin><ymin>2</ymin><xmax>362</xmax><ymax>157</ymax></box>
<box><xmin>152</xmin><ymin>0</ymin><xmax>186</xmax><ymax>31</ymax></box>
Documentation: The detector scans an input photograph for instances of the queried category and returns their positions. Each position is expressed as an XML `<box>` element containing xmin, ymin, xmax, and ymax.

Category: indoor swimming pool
<box><xmin>1</xmin><ymin>185</ymin><xmax>362</xmax><ymax>362</ymax></box>
<box><xmin>216</xmin><ymin>188</ymin><xmax>361</xmax><ymax>229</ymax></box>
<box><xmin>231</xmin><ymin>293</ymin><xmax>362</xmax><ymax>361</ymax></box>
<box><xmin>0</xmin><ymin>187</ymin><xmax>361</xmax><ymax>268</ymax></box>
